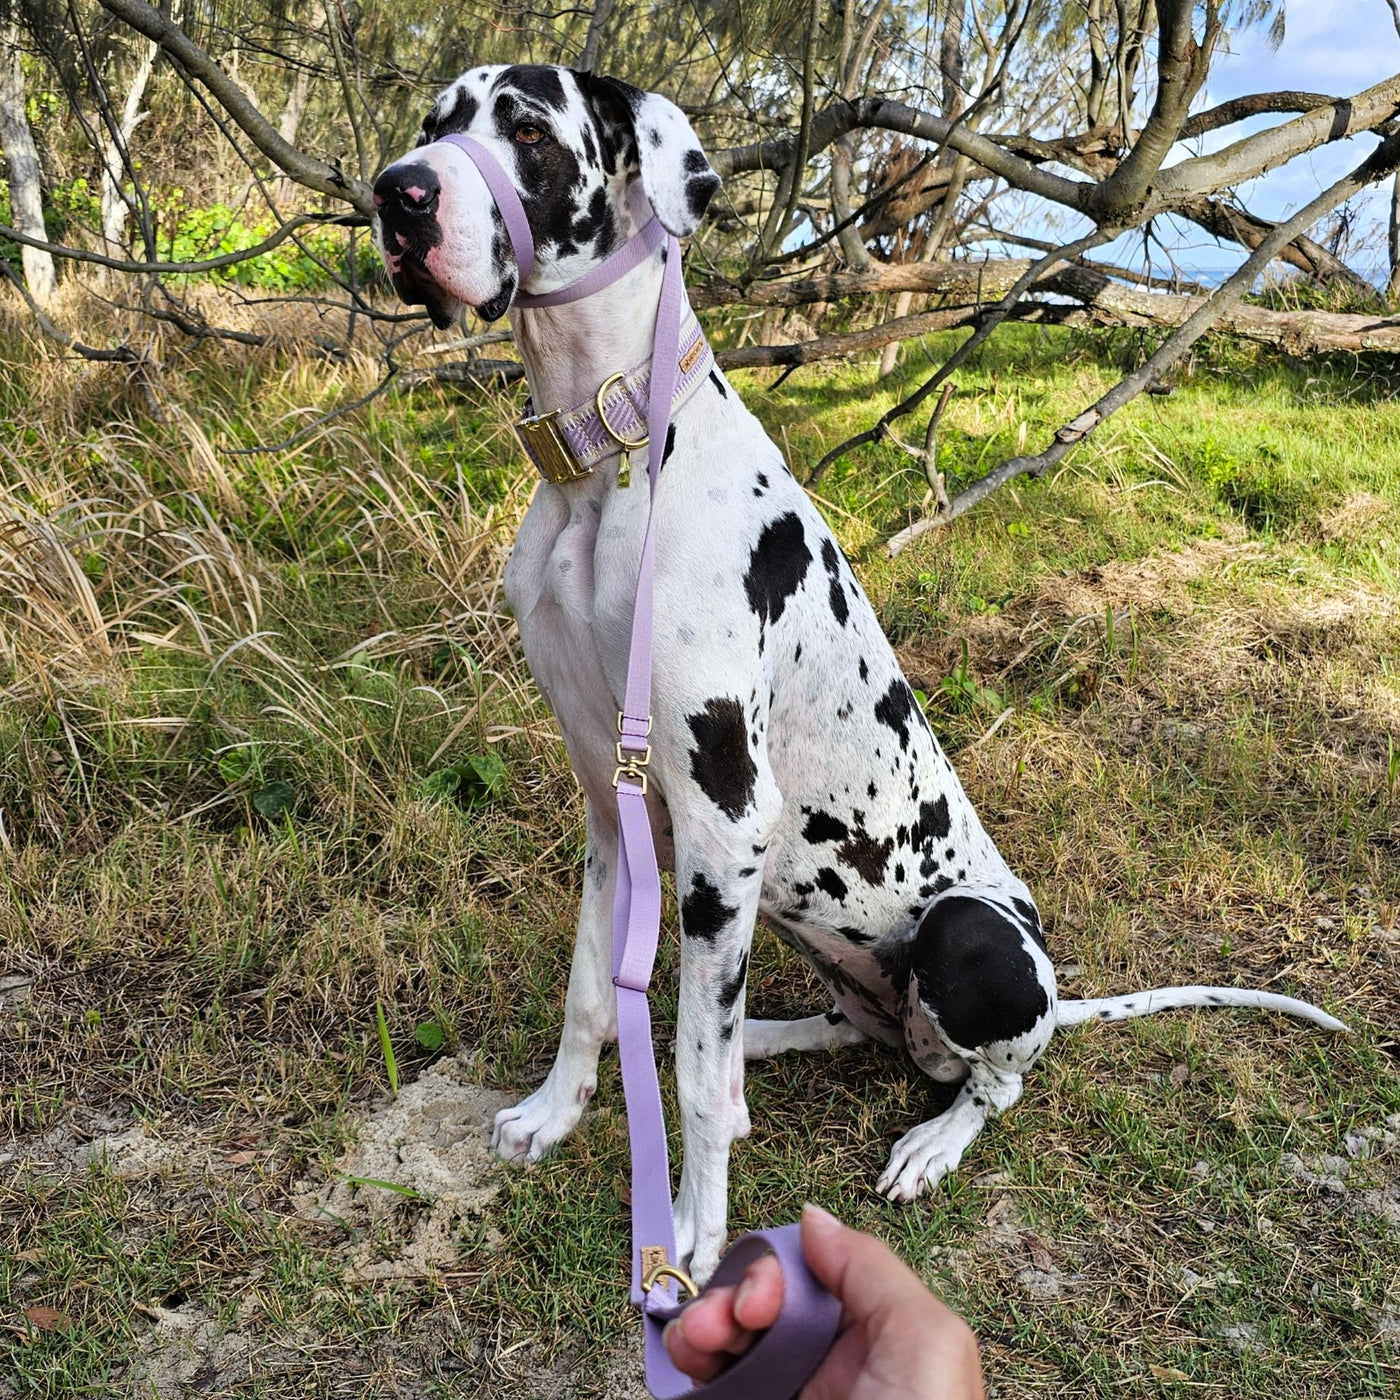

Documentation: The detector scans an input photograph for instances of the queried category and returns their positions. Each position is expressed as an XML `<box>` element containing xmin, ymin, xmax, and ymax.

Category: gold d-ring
<box><xmin>596</xmin><ymin>373</ymin><xmax>649</xmax><ymax>450</ymax></box>
<box><xmin>642</xmin><ymin>1262</ymin><xmax>700</xmax><ymax>1300</ymax></box>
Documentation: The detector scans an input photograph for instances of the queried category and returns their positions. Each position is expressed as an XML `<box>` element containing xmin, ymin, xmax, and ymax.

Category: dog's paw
<box><xmin>875</xmin><ymin>1118</ymin><xmax>968</xmax><ymax>1203</ymax></box>
<box><xmin>491</xmin><ymin>1078</ymin><xmax>592</xmax><ymax>1163</ymax></box>
<box><xmin>671</xmin><ymin>1178</ymin><xmax>726</xmax><ymax>1287</ymax></box>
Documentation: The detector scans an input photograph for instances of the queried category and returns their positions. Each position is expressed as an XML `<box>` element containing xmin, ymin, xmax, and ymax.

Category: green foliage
<box><xmin>151</xmin><ymin>194</ymin><xmax>379</xmax><ymax>290</ymax></box>
<box><xmin>1192</xmin><ymin>437</ymin><xmax>1324</xmax><ymax>531</ymax></box>
<box><xmin>421</xmin><ymin>751</ymin><xmax>510</xmax><ymax>808</ymax></box>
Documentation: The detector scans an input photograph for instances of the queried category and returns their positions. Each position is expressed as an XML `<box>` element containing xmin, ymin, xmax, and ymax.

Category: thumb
<box><xmin>799</xmin><ymin>1203</ymin><xmax>932</xmax><ymax>1331</ymax></box>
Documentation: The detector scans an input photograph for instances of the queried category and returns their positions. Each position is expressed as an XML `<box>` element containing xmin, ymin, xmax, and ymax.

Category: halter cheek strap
<box><xmin>422</xmin><ymin>130</ymin><xmax>842</xmax><ymax>1400</ymax></box>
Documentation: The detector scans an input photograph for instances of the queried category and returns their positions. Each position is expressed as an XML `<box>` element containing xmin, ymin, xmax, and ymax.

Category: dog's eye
<box><xmin>514</xmin><ymin>123</ymin><xmax>546</xmax><ymax>145</ymax></box>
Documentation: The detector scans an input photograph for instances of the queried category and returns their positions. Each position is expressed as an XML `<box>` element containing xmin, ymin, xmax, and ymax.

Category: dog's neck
<box><xmin>509</xmin><ymin>191</ymin><xmax>666</xmax><ymax>417</ymax></box>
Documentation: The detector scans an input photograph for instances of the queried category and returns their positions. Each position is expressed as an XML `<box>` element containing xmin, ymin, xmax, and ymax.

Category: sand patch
<box><xmin>294</xmin><ymin>1061</ymin><xmax>514</xmax><ymax>1281</ymax></box>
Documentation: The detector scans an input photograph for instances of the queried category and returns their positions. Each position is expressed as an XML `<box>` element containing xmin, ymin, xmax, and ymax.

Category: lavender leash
<box><xmin>428</xmin><ymin>132</ymin><xmax>841</xmax><ymax>1399</ymax></box>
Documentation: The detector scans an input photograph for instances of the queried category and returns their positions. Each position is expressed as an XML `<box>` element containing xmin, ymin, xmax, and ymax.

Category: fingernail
<box><xmin>734</xmin><ymin>1278</ymin><xmax>753</xmax><ymax>1320</ymax></box>
<box><xmin>802</xmin><ymin>1201</ymin><xmax>840</xmax><ymax>1229</ymax></box>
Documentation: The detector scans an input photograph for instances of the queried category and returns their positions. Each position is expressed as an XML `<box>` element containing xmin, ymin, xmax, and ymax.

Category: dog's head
<box><xmin>373</xmin><ymin>65</ymin><xmax>720</xmax><ymax>327</ymax></box>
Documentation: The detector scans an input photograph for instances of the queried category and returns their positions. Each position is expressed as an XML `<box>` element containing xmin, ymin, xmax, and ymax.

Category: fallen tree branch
<box><xmin>806</xmin><ymin>229</ymin><xmax>1117</xmax><ymax>485</ymax></box>
<box><xmin>900</xmin><ymin>129</ymin><xmax>1400</xmax><ymax>544</ymax></box>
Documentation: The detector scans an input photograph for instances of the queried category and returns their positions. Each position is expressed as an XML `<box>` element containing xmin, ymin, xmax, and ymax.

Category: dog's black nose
<box><xmin>373</xmin><ymin>162</ymin><xmax>440</xmax><ymax>219</ymax></box>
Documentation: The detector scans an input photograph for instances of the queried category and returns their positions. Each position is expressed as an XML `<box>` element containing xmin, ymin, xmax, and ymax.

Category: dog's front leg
<box><xmin>668</xmin><ymin>788</ymin><xmax>780</xmax><ymax>1284</ymax></box>
<box><xmin>492</xmin><ymin>801</ymin><xmax>617</xmax><ymax>1162</ymax></box>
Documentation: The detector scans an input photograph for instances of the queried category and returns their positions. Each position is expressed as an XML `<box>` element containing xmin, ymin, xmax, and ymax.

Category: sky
<box><xmin>986</xmin><ymin>0</ymin><xmax>1400</xmax><ymax>284</ymax></box>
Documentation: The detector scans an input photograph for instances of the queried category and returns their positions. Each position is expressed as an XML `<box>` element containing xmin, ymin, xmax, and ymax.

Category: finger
<box><xmin>732</xmin><ymin>1252</ymin><xmax>785</xmax><ymax>1332</ymax></box>
<box><xmin>799</xmin><ymin>1203</ymin><xmax>938</xmax><ymax>1331</ymax></box>
<box><xmin>668</xmin><ymin>1286</ymin><xmax>742</xmax><ymax>1353</ymax></box>
<box><xmin>662</xmin><ymin>1319</ymin><xmax>726</xmax><ymax>1384</ymax></box>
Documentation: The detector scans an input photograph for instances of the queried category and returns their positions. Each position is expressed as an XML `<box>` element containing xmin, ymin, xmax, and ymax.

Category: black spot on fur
<box><xmin>839</xmin><ymin>925</ymin><xmax>873</xmax><ymax>945</ymax></box>
<box><xmin>687</xmin><ymin>696</ymin><xmax>758</xmax><ymax>820</ymax></box>
<box><xmin>837</xmin><ymin>820</ymin><xmax>894</xmax><ymax>886</ymax></box>
<box><xmin>681</xmin><ymin>872</ymin><xmax>736</xmax><ymax>942</ymax></box>
<box><xmin>820</xmin><ymin>538</ymin><xmax>849</xmax><ymax>626</ymax></box>
<box><xmin>815</xmin><ymin>867</ymin><xmax>848</xmax><ymax>903</ymax></box>
<box><xmin>501</xmin><ymin>65</ymin><xmax>569</xmax><ymax>110</ymax></box>
<box><xmin>910</xmin><ymin>796</ymin><xmax>951</xmax><ymax>855</ymax></box>
<box><xmin>681</xmin><ymin>149</ymin><xmax>721</xmax><ymax>219</ymax></box>
<box><xmin>718</xmin><ymin>951</ymin><xmax>749</xmax><ymax>1010</ymax></box>
<box><xmin>858</xmin><ymin>657</ymin><xmax>868</xmax><ymax>683</ymax></box>
<box><xmin>910</xmin><ymin>896</ymin><xmax>1050</xmax><ymax>1050</ymax></box>
<box><xmin>824</xmin><ymin>1009</ymin><xmax>847</xmax><ymax>1026</ymax></box>
<box><xmin>743</xmin><ymin>513</ymin><xmax>811</xmax><ymax>634</ymax></box>
<box><xmin>894</xmin><ymin>862</ymin><xmax>905</xmax><ymax>883</ymax></box>
<box><xmin>803</xmin><ymin>810</ymin><xmax>849</xmax><ymax>844</ymax></box>
<box><xmin>663</xmin><ymin>423</ymin><xmax>677</xmax><ymax>463</ymax></box>
<box><xmin>709</xmin><ymin>368</ymin><xmax>728</xmax><ymax>398</ymax></box>
<box><xmin>874</xmin><ymin>678</ymin><xmax>919</xmax><ymax>751</ymax></box>
<box><xmin>1011</xmin><ymin>896</ymin><xmax>1048</xmax><ymax>952</ymax></box>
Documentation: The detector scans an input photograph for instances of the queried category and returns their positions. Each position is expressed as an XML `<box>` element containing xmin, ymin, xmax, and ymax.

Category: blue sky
<box><xmin>987</xmin><ymin>0</ymin><xmax>1400</xmax><ymax>283</ymax></box>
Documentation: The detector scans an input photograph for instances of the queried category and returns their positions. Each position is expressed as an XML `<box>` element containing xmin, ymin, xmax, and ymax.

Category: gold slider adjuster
<box><xmin>517</xmin><ymin>410</ymin><xmax>592</xmax><ymax>484</ymax></box>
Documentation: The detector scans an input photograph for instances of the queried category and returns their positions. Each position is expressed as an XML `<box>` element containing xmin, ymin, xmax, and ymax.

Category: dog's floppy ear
<box><xmin>576</xmin><ymin>72</ymin><xmax>720</xmax><ymax>237</ymax></box>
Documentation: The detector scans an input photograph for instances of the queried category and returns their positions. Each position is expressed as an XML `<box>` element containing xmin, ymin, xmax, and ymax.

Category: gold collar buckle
<box><xmin>516</xmin><ymin>410</ymin><xmax>592</xmax><ymax>484</ymax></box>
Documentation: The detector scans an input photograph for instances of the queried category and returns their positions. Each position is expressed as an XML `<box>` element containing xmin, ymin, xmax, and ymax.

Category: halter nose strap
<box><xmin>436</xmin><ymin>133</ymin><xmax>536</xmax><ymax>284</ymax></box>
<box><xmin>426</xmin><ymin>131</ymin><xmax>665</xmax><ymax>310</ymax></box>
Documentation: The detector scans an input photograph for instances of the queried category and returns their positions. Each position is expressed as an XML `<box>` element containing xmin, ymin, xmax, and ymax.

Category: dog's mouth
<box><xmin>384</xmin><ymin>251</ymin><xmax>514</xmax><ymax>328</ymax></box>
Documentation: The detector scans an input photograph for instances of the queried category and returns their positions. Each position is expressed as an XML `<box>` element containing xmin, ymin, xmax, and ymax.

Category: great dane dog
<box><xmin>373</xmin><ymin>64</ymin><xmax>1348</xmax><ymax>1283</ymax></box>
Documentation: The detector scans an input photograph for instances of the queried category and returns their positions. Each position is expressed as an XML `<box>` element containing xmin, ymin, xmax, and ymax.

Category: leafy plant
<box><xmin>421</xmin><ymin>751</ymin><xmax>509</xmax><ymax>807</ymax></box>
<box><xmin>936</xmin><ymin>640</ymin><xmax>1005</xmax><ymax>714</ymax></box>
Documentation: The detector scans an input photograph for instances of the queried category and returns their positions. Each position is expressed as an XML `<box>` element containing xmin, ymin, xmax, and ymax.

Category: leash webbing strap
<box><xmin>426</xmin><ymin>132</ymin><xmax>841</xmax><ymax>1400</ymax></box>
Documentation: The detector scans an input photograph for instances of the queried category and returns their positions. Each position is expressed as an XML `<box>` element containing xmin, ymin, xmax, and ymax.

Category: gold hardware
<box><xmin>642</xmin><ymin>1261</ymin><xmax>700</xmax><ymax>1301</ymax></box>
<box><xmin>517</xmin><ymin>411</ymin><xmax>591</xmax><ymax>484</ymax></box>
<box><xmin>678</xmin><ymin>337</ymin><xmax>705</xmax><ymax>375</ymax></box>
<box><xmin>596</xmin><ymin>372</ymin><xmax>647</xmax><ymax>488</ymax></box>
<box><xmin>612</xmin><ymin>752</ymin><xmax>650</xmax><ymax>794</ymax></box>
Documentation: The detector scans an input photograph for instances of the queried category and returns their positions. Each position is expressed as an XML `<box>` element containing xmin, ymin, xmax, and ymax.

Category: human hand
<box><xmin>663</xmin><ymin>1203</ymin><xmax>985</xmax><ymax>1399</ymax></box>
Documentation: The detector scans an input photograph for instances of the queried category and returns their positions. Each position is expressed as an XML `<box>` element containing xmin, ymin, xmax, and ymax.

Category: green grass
<box><xmin>2</xmin><ymin>299</ymin><xmax>1399</xmax><ymax>1397</ymax></box>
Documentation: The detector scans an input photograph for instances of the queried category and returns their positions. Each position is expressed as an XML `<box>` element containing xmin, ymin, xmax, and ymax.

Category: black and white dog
<box><xmin>374</xmin><ymin>65</ymin><xmax>1347</xmax><ymax>1283</ymax></box>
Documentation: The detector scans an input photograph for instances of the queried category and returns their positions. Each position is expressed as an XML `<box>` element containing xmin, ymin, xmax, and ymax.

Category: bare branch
<box><xmin>0</xmin><ymin>213</ymin><xmax>363</xmax><ymax>276</ymax></box>
<box><xmin>806</xmin><ymin>229</ymin><xmax>1117</xmax><ymax>484</ymax></box>
<box><xmin>93</xmin><ymin>0</ymin><xmax>374</xmax><ymax>214</ymax></box>
<box><xmin>1156</xmin><ymin>71</ymin><xmax>1400</xmax><ymax>207</ymax></box>
<box><xmin>1180</xmin><ymin>90</ymin><xmax>1340</xmax><ymax>140</ymax></box>
<box><xmin>922</xmin><ymin>129</ymin><xmax>1400</xmax><ymax>535</ymax></box>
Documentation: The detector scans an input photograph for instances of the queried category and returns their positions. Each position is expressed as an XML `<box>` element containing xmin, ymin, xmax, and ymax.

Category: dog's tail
<box><xmin>1056</xmin><ymin>985</ymin><xmax>1350</xmax><ymax>1033</ymax></box>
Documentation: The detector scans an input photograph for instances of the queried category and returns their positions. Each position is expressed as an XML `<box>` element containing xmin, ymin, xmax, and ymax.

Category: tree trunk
<box><xmin>1388</xmin><ymin>171</ymin><xmax>1400</xmax><ymax>306</ymax></box>
<box><xmin>100</xmin><ymin>38</ymin><xmax>159</xmax><ymax>256</ymax></box>
<box><xmin>0</xmin><ymin>22</ymin><xmax>56</xmax><ymax>304</ymax></box>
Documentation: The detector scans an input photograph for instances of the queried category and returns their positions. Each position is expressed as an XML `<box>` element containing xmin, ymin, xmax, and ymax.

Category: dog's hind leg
<box><xmin>492</xmin><ymin>802</ymin><xmax>617</xmax><ymax>1163</ymax></box>
<box><xmin>743</xmin><ymin>1009</ymin><xmax>868</xmax><ymax>1059</ymax></box>
<box><xmin>877</xmin><ymin>891</ymin><xmax>1057</xmax><ymax>1202</ymax></box>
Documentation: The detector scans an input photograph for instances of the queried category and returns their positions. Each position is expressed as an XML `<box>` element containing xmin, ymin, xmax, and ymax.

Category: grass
<box><xmin>1</xmin><ymin>286</ymin><xmax>1399</xmax><ymax>1397</ymax></box>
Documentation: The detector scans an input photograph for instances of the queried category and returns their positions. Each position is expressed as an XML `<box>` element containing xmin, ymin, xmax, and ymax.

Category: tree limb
<box><xmin>0</xmin><ymin>213</ymin><xmax>362</xmax><ymax>275</ymax></box>
<box><xmin>912</xmin><ymin>129</ymin><xmax>1400</xmax><ymax>540</ymax></box>
<box><xmin>93</xmin><ymin>0</ymin><xmax>374</xmax><ymax>214</ymax></box>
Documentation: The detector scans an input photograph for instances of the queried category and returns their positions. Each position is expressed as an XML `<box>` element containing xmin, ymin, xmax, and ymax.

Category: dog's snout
<box><xmin>373</xmin><ymin>161</ymin><xmax>441</xmax><ymax>219</ymax></box>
